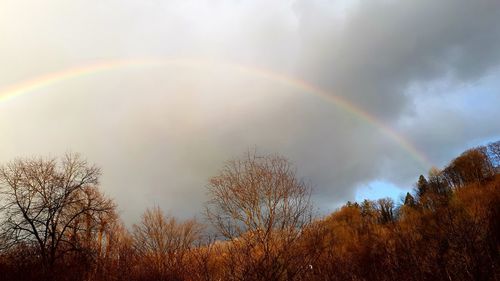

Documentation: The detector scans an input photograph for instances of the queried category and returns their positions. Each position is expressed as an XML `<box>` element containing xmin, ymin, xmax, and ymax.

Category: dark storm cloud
<box><xmin>295</xmin><ymin>0</ymin><xmax>500</xmax><ymax>118</ymax></box>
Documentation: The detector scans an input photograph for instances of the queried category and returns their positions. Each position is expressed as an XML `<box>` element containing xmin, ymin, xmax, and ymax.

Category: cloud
<box><xmin>295</xmin><ymin>0</ymin><xmax>500</xmax><ymax>118</ymax></box>
<box><xmin>0</xmin><ymin>0</ymin><xmax>499</xmax><ymax>222</ymax></box>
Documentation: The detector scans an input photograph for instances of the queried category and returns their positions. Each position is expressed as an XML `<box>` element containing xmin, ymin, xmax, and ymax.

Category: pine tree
<box><xmin>404</xmin><ymin>192</ymin><xmax>416</xmax><ymax>207</ymax></box>
<box><xmin>416</xmin><ymin>175</ymin><xmax>428</xmax><ymax>199</ymax></box>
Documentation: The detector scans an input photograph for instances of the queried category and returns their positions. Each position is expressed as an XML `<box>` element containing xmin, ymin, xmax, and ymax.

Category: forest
<box><xmin>0</xmin><ymin>141</ymin><xmax>499</xmax><ymax>281</ymax></box>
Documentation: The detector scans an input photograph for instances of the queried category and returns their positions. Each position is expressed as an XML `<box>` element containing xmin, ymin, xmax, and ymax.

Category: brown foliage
<box><xmin>443</xmin><ymin>147</ymin><xmax>495</xmax><ymax>188</ymax></box>
<box><xmin>0</xmin><ymin>145</ymin><xmax>499</xmax><ymax>281</ymax></box>
<box><xmin>131</xmin><ymin>206</ymin><xmax>203</xmax><ymax>280</ymax></box>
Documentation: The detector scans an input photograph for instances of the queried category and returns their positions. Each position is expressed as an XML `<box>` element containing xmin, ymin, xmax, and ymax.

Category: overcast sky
<box><xmin>0</xmin><ymin>0</ymin><xmax>499</xmax><ymax>222</ymax></box>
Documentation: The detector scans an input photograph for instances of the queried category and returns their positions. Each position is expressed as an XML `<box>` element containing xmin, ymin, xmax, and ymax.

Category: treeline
<box><xmin>0</xmin><ymin>141</ymin><xmax>499</xmax><ymax>281</ymax></box>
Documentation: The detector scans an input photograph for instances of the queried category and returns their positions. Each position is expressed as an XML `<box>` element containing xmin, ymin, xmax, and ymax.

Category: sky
<box><xmin>0</xmin><ymin>0</ymin><xmax>499</xmax><ymax>222</ymax></box>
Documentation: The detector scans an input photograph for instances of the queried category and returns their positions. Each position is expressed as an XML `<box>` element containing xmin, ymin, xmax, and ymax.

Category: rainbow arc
<box><xmin>0</xmin><ymin>57</ymin><xmax>431</xmax><ymax>168</ymax></box>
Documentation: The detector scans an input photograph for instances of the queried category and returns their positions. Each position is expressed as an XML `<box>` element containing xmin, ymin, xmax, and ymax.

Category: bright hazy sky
<box><xmin>1</xmin><ymin>0</ymin><xmax>499</xmax><ymax>222</ymax></box>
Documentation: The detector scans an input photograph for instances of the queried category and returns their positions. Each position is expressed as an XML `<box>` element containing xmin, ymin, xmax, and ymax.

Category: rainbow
<box><xmin>0</xmin><ymin>58</ymin><xmax>431</xmax><ymax>168</ymax></box>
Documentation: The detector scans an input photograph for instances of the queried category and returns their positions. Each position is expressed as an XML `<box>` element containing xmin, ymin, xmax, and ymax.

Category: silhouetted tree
<box><xmin>403</xmin><ymin>192</ymin><xmax>416</xmax><ymax>207</ymax></box>
<box><xmin>376</xmin><ymin>198</ymin><xmax>395</xmax><ymax>224</ymax></box>
<box><xmin>0</xmin><ymin>153</ymin><xmax>115</xmax><ymax>276</ymax></box>
<box><xmin>488</xmin><ymin>141</ymin><xmax>500</xmax><ymax>167</ymax></box>
<box><xmin>415</xmin><ymin>174</ymin><xmax>428</xmax><ymax>199</ymax></box>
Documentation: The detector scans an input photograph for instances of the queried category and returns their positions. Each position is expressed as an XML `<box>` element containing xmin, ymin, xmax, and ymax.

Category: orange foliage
<box><xmin>0</xmin><ymin>143</ymin><xmax>499</xmax><ymax>281</ymax></box>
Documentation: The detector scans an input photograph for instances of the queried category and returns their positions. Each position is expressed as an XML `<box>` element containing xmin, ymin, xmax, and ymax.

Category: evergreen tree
<box><xmin>416</xmin><ymin>175</ymin><xmax>428</xmax><ymax>199</ymax></box>
<box><xmin>404</xmin><ymin>192</ymin><xmax>416</xmax><ymax>207</ymax></box>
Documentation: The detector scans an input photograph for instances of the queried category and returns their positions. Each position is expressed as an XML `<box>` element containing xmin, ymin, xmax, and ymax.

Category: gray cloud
<box><xmin>295</xmin><ymin>0</ymin><xmax>500</xmax><ymax>118</ymax></box>
<box><xmin>0</xmin><ymin>0</ymin><xmax>499</xmax><ymax>222</ymax></box>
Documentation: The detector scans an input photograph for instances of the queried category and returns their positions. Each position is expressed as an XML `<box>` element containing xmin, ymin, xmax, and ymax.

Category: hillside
<box><xmin>0</xmin><ymin>141</ymin><xmax>499</xmax><ymax>281</ymax></box>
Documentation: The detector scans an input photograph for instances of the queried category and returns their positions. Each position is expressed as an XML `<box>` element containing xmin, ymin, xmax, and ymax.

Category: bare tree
<box><xmin>132</xmin><ymin>206</ymin><xmax>203</xmax><ymax>279</ymax></box>
<box><xmin>487</xmin><ymin>141</ymin><xmax>500</xmax><ymax>167</ymax></box>
<box><xmin>376</xmin><ymin>198</ymin><xmax>395</xmax><ymax>224</ymax></box>
<box><xmin>0</xmin><ymin>153</ymin><xmax>115</xmax><ymax>270</ymax></box>
<box><xmin>205</xmin><ymin>152</ymin><xmax>313</xmax><ymax>281</ymax></box>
